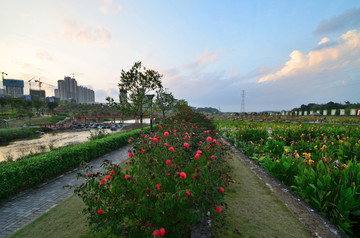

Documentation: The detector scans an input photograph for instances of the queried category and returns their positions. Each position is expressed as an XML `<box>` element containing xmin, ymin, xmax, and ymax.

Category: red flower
<box><xmin>197</xmin><ymin>150</ymin><xmax>202</xmax><ymax>154</ymax></box>
<box><xmin>169</xmin><ymin>147</ymin><xmax>175</xmax><ymax>152</ymax></box>
<box><xmin>110</xmin><ymin>170</ymin><xmax>114</xmax><ymax>175</ymax></box>
<box><xmin>158</xmin><ymin>125</ymin><xmax>162</xmax><ymax>129</ymax></box>
<box><xmin>166</xmin><ymin>160</ymin><xmax>171</xmax><ymax>165</ymax></box>
<box><xmin>153</xmin><ymin>138</ymin><xmax>158</xmax><ymax>143</ymax></box>
<box><xmin>233</xmin><ymin>180</ymin><xmax>236</xmax><ymax>183</ymax></box>
<box><xmin>219</xmin><ymin>187</ymin><xmax>224</xmax><ymax>193</ymax></box>
<box><xmin>206</xmin><ymin>136</ymin><xmax>212</xmax><ymax>142</ymax></box>
<box><xmin>106</xmin><ymin>175</ymin><xmax>111</xmax><ymax>180</ymax></box>
<box><xmin>97</xmin><ymin>209</ymin><xmax>103</xmax><ymax>215</ymax></box>
<box><xmin>141</xmin><ymin>148</ymin><xmax>145</xmax><ymax>153</ymax></box>
<box><xmin>159</xmin><ymin>228</ymin><xmax>165</xmax><ymax>236</ymax></box>
<box><xmin>87</xmin><ymin>173</ymin><xmax>91</xmax><ymax>178</ymax></box>
<box><xmin>156</xmin><ymin>184</ymin><xmax>161</xmax><ymax>190</ymax></box>
<box><xmin>128</xmin><ymin>152</ymin><xmax>133</xmax><ymax>158</ymax></box>
<box><xmin>101</xmin><ymin>178</ymin><xmax>106</xmax><ymax>184</ymax></box>
<box><xmin>125</xmin><ymin>174</ymin><xmax>130</xmax><ymax>179</ymax></box>
<box><xmin>184</xmin><ymin>142</ymin><xmax>190</xmax><ymax>148</ymax></box>
<box><xmin>216</xmin><ymin>206</ymin><xmax>222</xmax><ymax>213</ymax></box>
<box><xmin>195</xmin><ymin>153</ymin><xmax>200</xmax><ymax>159</ymax></box>
<box><xmin>180</xmin><ymin>172</ymin><xmax>187</xmax><ymax>179</ymax></box>
<box><xmin>210</xmin><ymin>155</ymin><xmax>215</xmax><ymax>159</ymax></box>
<box><xmin>164</xmin><ymin>132</ymin><xmax>169</xmax><ymax>136</ymax></box>
<box><xmin>164</xmin><ymin>143</ymin><xmax>168</xmax><ymax>147</ymax></box>
<box><xmin>186</xmin><ymin>190</ymin><xmax>191</xmax><ymax>196</ymax></box>
<box><xmin>153</xmin><ymin>230</ymin><xmax>160</xmax><ymax>236</ymax></box>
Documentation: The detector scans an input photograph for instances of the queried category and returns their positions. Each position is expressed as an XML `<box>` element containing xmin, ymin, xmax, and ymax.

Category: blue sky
<box><xmin>1</xmin><ymin>0</ymin><xmax>360</xmax><ymax>112</ymax></box>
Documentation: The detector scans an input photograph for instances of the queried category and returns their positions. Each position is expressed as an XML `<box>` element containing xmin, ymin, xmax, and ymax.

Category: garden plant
<box><xmin>75</xmin><ymin>111</ymin><xmax>233</xmax><ymax>237</ymax></box>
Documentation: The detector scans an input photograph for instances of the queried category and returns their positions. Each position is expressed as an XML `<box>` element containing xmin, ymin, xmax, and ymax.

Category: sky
<box><xmin>0</xmin><ymin>0</ymin><xmax>360</xmax><ymax>112</ymax></box>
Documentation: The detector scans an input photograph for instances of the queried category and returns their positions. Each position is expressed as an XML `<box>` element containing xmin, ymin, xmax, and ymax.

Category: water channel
<box><xmin>0</xmin><ymin>119</ymin><xmax>150</xmax><ymax>162</ymax></box>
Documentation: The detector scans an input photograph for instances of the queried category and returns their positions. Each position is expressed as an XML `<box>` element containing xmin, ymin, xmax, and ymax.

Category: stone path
<box><xmin>0</xmin><ymin>145</ymin><xmax>131</xmax><ymax>238</ymax></box>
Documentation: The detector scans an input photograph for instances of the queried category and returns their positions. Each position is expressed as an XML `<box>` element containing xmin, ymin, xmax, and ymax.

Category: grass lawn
<box><xmin>10</xmin><ymin>152</ymin><xmax>313</xmax><ymax>238</ymax></box>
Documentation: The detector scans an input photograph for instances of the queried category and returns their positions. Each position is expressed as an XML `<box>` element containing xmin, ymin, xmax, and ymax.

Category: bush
<box><xmin>75</xmin><ymin>111</ymin><xmax>233</xmax><ymax>237</ymax></box>
<box><xmin>0</xmin><ymin>128</ymin><xmax>149</xmax><ymax>201</ymax></box>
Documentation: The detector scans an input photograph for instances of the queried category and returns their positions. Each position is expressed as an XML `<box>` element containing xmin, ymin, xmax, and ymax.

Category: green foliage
<box><xmin>89</xmin><ymin>129</ymin><xmax>108</xmax><ymax>141</ymax></box>
<box><xmin>106</xmin><ymin>62</ymin><xmax>163</xmax><ymax>126</ymax></box>
<box><xmin>155</xmin><ymin>88</ymin><xmax>175</xmax><ymax>118</ymax></box>
<box><xmin>217</xmin><ymin>120</ymin><xmax>360</xmax><ymax>235</ymax></box>
<box><xmin>0</xmin><ymin>128</ymin><xmax>149</xmax><ymax>201</ymax></box>
<box><xmin>0</xmin><ymin>127</ymin><xmax>46</xmax><ymax>143</ymax></box>
<box><xmin>75</xmin><ymin>111</ymin><xmax>232</xmax><ymax>237</ymax></box>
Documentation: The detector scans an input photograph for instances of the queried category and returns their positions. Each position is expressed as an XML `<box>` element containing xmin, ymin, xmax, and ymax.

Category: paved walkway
<box><xmin>0</xmin><ymin>145</ymin><xmax>131</xmax><ymax>238</ymax></box>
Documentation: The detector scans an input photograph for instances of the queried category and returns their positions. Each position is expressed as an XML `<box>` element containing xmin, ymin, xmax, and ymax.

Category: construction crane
<box><xmin>34</xmin><ymin>78</ymin><xmax>56</xmax><ymax>100</ymax></box>
<box><xmin>28</xmin><ymin>77</ymin><xmax>35</xmax><ymax>94</ymax></box>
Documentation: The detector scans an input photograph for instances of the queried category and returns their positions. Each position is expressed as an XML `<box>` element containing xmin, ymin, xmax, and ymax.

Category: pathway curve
<box><xmin>0</xmin><ymin>145</ymin><xmax>131</xmax><ymax>238</ymax></box>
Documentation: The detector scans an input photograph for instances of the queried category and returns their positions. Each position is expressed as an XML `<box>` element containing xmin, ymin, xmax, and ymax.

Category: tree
<box><xmin>47</xmin><ymin>101</ymin><xmax>59</xmax><ymax>115</ymax></box>
<box><xmin>155</xmin><ymin>88</ymin><xmax>175</xmax><ymax>118</ymax></box>
<box><xmin>32</xmin><ymin>100</ymin><xmax>44</xmax><ymax>115</ymax></box>
<box><xmin>174</xmin><ymin>99</ymin><xmax>190</xmax><ymax>112</ymax></box>
<box><xmin>106</xmin><ymin>62</ymin><xmax>163</xmax><ymax>127</ymax></box>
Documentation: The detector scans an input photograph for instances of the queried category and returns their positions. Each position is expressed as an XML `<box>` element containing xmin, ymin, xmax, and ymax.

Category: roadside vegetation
<box><xmin>216</xmin><ymin>121</ymin><xmax>360</xmax><ymax>236</ymax></box>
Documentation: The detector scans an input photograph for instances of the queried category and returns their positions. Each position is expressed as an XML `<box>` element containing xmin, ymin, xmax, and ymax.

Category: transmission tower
<box><xmin>241</xmin><ymin>90</ymin><xmax>245</xmax><ymax>116</ymax></box>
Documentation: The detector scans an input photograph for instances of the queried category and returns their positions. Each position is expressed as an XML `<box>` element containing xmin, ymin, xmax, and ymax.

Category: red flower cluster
<box><xmin>180</xmin><ymin>172</ymin><xmax>187</xmax><ymax>179</ymax></box>
<box><xmin>153</xmin><ymin>228</ymin><xmax>165</xmax><ymax>236</ymax></box>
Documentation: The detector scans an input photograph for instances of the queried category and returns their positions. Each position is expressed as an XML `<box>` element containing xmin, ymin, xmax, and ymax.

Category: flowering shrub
<box><xmin>76</xmin><ymin>111</ymin><xmax>232</xmax><ymax>237</ymax></box>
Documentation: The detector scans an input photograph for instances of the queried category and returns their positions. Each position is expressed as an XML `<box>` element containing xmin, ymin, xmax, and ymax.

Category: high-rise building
<box><xmin>3</xmin><ymin>79</ymin><xmax>24</xmax><ymax>98</ymax></box>
<box><xmin>30</xmin><ymin>89</ymin><xmax>45</xmax><ymax>100</ymax></box>
<box><xmin>56</xmin><ymin>76</ymin><xmax>95</xmax><ymax>103</ymax></box>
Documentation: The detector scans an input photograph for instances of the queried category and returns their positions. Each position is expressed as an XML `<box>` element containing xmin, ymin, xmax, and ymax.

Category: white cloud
<box><xmin>184</xmin><ymin>50</ymin><xmax>220</xmax><ymax>70</ymax></box>
<box><xmin>62</xmin><ymin>18</ymin><xmax>111</xmax><ymax>45</ymax></box>
<box><xmin>99</xmin><ymin>0</ymin><xmax>122</xmax><ymax>15</ymax></box>
<box><xmin>258</xmin><ymin>30</ymin><xmax>360</xmax><ymax>83</ymax></box>
<box><xmin>36</xmin><ymin>49</ymin><xmax>54</xmax><ymax>61</ymax></box>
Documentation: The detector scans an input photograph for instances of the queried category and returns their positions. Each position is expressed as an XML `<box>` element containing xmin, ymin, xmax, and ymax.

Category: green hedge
<box><xmin>0</xmin><ymin>127</ymin><xmax>150</xmax><ymax>201</ymax></box>
<box><xmin>0</xmin><ymin>127</ymin><xmax>50</xmax><ymax>143</ymax></box>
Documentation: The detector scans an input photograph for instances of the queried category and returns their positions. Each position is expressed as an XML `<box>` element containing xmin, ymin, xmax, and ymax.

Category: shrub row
<box><xmin>0</xmin><ymin>127</ymin><xmax>150</xmax><ymax>201</ymax></box>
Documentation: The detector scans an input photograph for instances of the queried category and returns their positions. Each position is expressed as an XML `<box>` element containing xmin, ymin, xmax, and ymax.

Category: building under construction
<box><xmin>3</xmin><ymin>79</ymin><xmax>24</xmax><ymax>98</ymax></box>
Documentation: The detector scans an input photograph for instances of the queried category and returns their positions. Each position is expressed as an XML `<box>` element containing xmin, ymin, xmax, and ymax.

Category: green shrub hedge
<box><xmin>0</xmin><ymin>127</ymin><xmax>150</xmax><ymax>201</ymax></box>
<box><xmin>0</xmin><ymin>127</ymin><xmax>50</xmax><ymax>143</ymax></box>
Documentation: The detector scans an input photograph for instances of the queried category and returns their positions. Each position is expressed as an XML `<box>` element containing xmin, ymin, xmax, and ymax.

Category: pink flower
<box><xmin>128</xmin><ymin>152</ymin><xmax>133</xmax><ymax>158</ymax></box>
<box><xmin>159</xmin><ymin>228</ymin><xmax>165</xmax><ymax>236</ymax></box>
<box><xmin>184</xmin><ymin>142</ymin><xmax>190</xmax><ymax>148</ymax></box>
<box><xmin>125</xmin><ymin>174</ymin><xmax>130</xmax><ymax>179</ymax></box>
<box><xmin>97</xmin><ymin>209</ymin><xmax>103</xmax><ymax>215</ymax></box>
<box><xmin>164</xmin><ymin>143</ymin><xmax>168</xmax><ymax>147</ymax></box>
<box><xmin>169</xmin><ymin>147</ymin><xmax>175</xmax><ymax>152</ymax></box>
<box><xmin>156</xmin><ymin>184</ymin><xmax>161</xmax><ymax>190</ymax></box>
<box><xmin>186</xmin><ymin>191</ymin><xmax>191</xmax><ymax>196</ymax></box>
<box><xmin>216</xmin><ymin>206</ymin><xmax>222</xmax><ymax>213</ymax></box>
<box><xmin>197</xmin><ymin>150</ymin><xmax>202</xmax><ymax>154</ymax></box>
<box><xmin>164</xmin><ymin>132</ymin><xmax>169</xmax><ymax>136</ymax></box>
<box><xmin>153</xmin><ymin>138</ymin><xmax>158</xmax><ymax>143</ymax></box>
<box><xmin>166</xmin><ymin>160</ymin><xmax>171</xmax><ymax>165</ymax></box>
<box><xmin>195</xmin><ymin>153</ymin><xmax>200</xmax><ymax>159</ymax></box>
<box><xmin>206</xmin><ymin>136</ymin><xmax>212</xmax><ymax>142</ymax></box>
<box><xmin>210</xmin><ymin>155</ymin><xmax>215</xmax><ymax>159</ymax></box>
<box><xmin>180</xmin><ymin>172</ymin><xmax>187</xmax><ymax>179</ymax></box>
<box><xmin>141</xmin><ymin>148</ymin><xmax>145</xmax><ymax>153</ymax></box>
<box><xmin>233</xmin><ymin>180</ymin><xmax>236</xmax><ymax>183</ymax></box>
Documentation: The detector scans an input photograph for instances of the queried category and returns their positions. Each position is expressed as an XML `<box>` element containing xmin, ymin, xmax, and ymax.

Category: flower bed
<box><xmin>216</xmin><ymin>121</ymin><xmax>360</xmax><ymax>236</ymax></box>
<box><xmin>75</xmin><ymin>111</ymin><xmax>233</xmax><ymax>237</ymax></box>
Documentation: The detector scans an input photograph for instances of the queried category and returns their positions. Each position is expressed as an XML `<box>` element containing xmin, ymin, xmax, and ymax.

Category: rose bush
<box><xmin>75</xmin><ymin>111</ymin><xmax>233</xmax><ymax>237</ymax></box>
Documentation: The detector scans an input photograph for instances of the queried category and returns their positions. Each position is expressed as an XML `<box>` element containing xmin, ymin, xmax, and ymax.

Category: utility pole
<box><xmin>241</xmin><ymin>90</ymin><xmax>245</xmax><ymax>118</ymax></box>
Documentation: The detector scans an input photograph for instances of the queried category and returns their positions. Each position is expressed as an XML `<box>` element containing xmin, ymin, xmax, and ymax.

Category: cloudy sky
<box><xmin>1</xmin><ymin>0</ymin><xmax>360</xmax><ymax>112</ymax></box>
